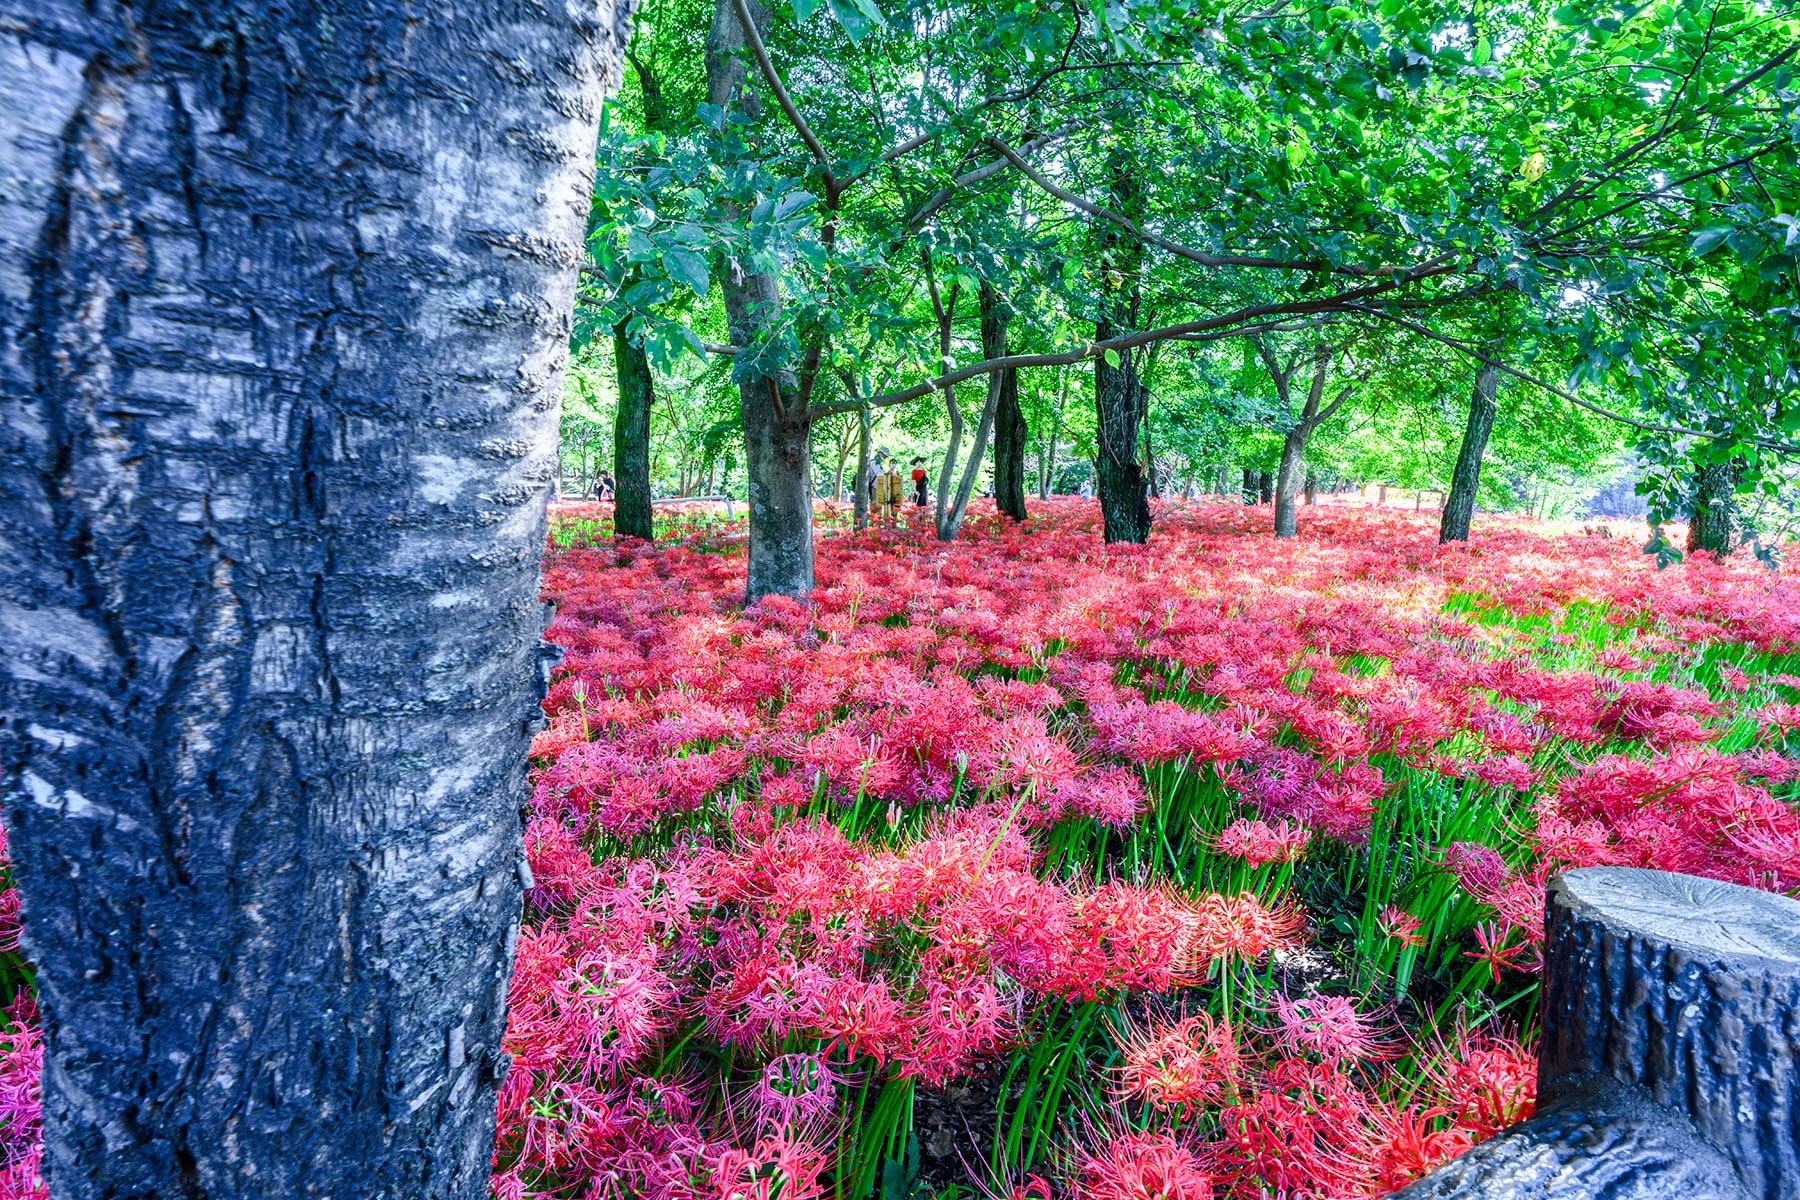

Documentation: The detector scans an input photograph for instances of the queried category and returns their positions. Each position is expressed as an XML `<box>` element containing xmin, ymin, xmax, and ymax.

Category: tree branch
<box><xmin>817</xmin><ymin>277</ymin><xmax>1423</xmax><ymax>416</ymax></box>
<box><xmin>987</xmin><ymin>137</ymin><xmax>1325</xmax><ymax>272</ymax></box>
<box><xmin>1351</xmin><ymin>309</ymin><xmax>1800</xmax><ymax>454</ymax></box>
<box><xmin>730</xmin><ymin>0</ymin><xmax>839</xmax><ymax>195</ymax></box>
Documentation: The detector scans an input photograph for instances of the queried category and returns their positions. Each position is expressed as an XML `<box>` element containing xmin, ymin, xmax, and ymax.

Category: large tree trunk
<box><xmin>982</xmin><ymin>284</ymin><xmax>1028</xmax><ymax>522</ymax></box>
<box><xmin>613</xmin><ymin>321</ymin><xmax>655</xmax><ymax>540</ymax></box>
<box><xmin>1439</xmin><ymin>359</ymin><xmax>1500</xmax><ymax>543</ymax></box>
<box><xmin>1686</xmin><ymin>460</ymin><xmax>1740</xmax><ymax>556</ymax></box>
<box><xmin>1095</xmin><ymin>338</ymin><xmax>1151</xmax><ymax>542</ymax></box>
<box><xmin>1092</xmin><ymin>147</ymin><xmax>1151</xmax><ymax>545</ymax></box>
<box><xmin>0</xmin><ymin>1</ymin><xmax>631</xmax><ymax>1197</ymax></box>
<box><xmin>707</xmin><ymin>0</ymin><xmax>811</xmax><ymax>600</ymax></box>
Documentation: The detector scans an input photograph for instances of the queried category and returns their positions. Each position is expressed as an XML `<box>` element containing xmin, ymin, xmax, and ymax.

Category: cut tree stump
<box><xmin>1396</xmin><ymin>867</ymin><xmax>1800</xmax><ymax>1200</ymax></box>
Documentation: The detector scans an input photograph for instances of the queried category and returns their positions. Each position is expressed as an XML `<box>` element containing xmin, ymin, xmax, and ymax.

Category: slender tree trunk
<box><xmin>931</xmin><ymin>266</ymin><xmax>995</xmax><ymax>542</ymax></box>
<box><xmin>0</xmin><ymin>2</ymin><xmax>631</xmax><ymax>1197</ymax></box>
<box><xmin>852</xmin><ymin>406</ymin><xmax>871</xmax><ymax>530</ymax></box>
<box><xmin>708</xmin><ymin>0</ymin><xmax>811</xmax><ymax>599</ymax></box>
<box><xmin>613</xmin><ymin>321</ymin><xmax>655</xmax><ymax>540</ymax></box>
<box><xmin>1304</xmin><ymin>472</ymin><xmax>1317</xmax><ymax>505</ymax></box>
<box><xmin>1257</xmin><ymin>470</ymin><xmax>1273</xmax><ymax>504</ymax></box>
<box><xmin>1038</xmin><ymin>369</ymin><xmax>1067</xmax><ymax>500</ymax></box>
<box><xmin>1686</xmin><ymin>460</ymin><xmax>1741</xmax><ymax>556</ymax></box>
<box><xmin>1143</xmin><ymin>418</ymin><xmax>1161</xmax><ymax>500</ymax></box>
<box><xmin>982</xmin><ymin>284</ymin><xmax>1028</xmax><ymax>522</ymax></box>
<box><xmin>1243</xmin><ymin>468</ymin><xmax>1257</xmax><ymax>505</ymax></box>
<box><xmin>831</xmin><ymin>419</ymin><xmax>850</xmax><ymax>505</ymax></box>
<box><xmin>1439</xmin><ymin>359</ymin><xmax>1500</xmax><ymax>543</ymax></box>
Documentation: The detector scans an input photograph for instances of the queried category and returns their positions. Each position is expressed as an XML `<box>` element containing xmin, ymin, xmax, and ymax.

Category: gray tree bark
<box><xmin>1686</xmin><ymin>460</ymin><xmax>1741</xmax><ymax>556</ymax></box>
<box><xmin>852</xmin><ymin>403</ymin><xmax>871</xmax><ymax>530</ymax></box>
<box><xmin>931</xmin><ymin>265</ymin><xmax>996</xmax><ymax>542</ymax></box>
<box><xmin>1262</xmin><ymin>339</ymin><xmax>1350</xmax><ymax>539</ymax></box>
<box><xmin>1439</xmin><ymin>358</ymin><xmax>1500</xmax><ymax>543</ymax></box>
<box><xmin>613</xmin><ymin>320</ymin><xmax>655</xmax><ymax>540</ymax></box>
<box><xmin>706</xmin><ymin>0</ymin><xmax>812</xmax><ymax>600</ymax></box>
<box><xmin>0</xmin><ymin>0</ymin><xmax>632</xmax><ymax>1196</ymax></box>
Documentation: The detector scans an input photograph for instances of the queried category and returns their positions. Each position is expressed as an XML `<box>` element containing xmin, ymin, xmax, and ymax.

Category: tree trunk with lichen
<box><xmin>1686</xmin><ymin>460</ymin><xmax>1741</xmax><ymax>556</ymax></box>
<box><xmin>0</xmin><ymin>0</ymin><xmax>632</xmax><ymax>1196</ymax></box>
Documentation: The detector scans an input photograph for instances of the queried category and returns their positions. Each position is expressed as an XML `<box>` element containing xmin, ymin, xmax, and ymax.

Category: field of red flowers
<box><xmin>495</xmin><ymin>500</ymin><xmax>1800</xmax><ymax>1200</ymax></box>
<box><xmin>0</xmin><ymin>500</ymin><xmax>1797</xmax><ymax>1200</ymax></box>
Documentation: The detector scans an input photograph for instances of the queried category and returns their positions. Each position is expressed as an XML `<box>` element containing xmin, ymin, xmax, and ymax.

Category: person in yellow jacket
<box><xmin>874</xmin><ymin>463</ymin><xmax>907</xmax><ymax>527</ymax></box>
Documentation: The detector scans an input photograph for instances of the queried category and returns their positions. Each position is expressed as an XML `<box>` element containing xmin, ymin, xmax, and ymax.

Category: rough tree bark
<box><xmin>613</xmin><ymin>320</ymin><xmax>656</xmax><ymax>540</ymax></box>
<box><xmin>984</xmin><ymin>284</ymin><xmax>1028</xmax><ymax>522</ymax></box>
<box><xmin>1439</xmin><ymin>358</ymin><xmax>1500</xmax><ymax>543</ymax></box>
<box><xmin>1304</xmin><ymin>472</ymin><xmax>1317</xmax><ymax>505</ymax></box>
<box><xmin>1092</xmin><ymin>148</ymin><xmax>1151</xmax><ymax>544</ymax></box>
<box><xmin>1686</xmin><ymin>460</ymin><xmax>1741</xmax><ymax>556</ymax></box>
<box><xmin>707</xmin><ymin>0</ymin><xmax>812</xmax><ymax>600</ymax></box>
<box><xmin>1257</xmin><ymin>470</ymin><xmax>1273</xmax><ymax>505</ymax></box>
<box><xmin>0</xmin><ymin>1</ymin><xmax>631</xmax><ymax>1197</ymax></box>
<box><xmin>1397</xmin><ymin>868</ymin><xmax>1800</xmax><ymax>1200</ymax></box>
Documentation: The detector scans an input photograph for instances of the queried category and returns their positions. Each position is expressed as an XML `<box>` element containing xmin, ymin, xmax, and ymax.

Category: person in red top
<box><xmin>911</xmin><ymin>458</ymin><xmax>929</xmax><ymax>507</ymax></box>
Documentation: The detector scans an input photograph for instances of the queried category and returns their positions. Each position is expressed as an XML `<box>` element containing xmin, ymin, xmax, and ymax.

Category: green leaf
<box><xmin>826</xmin><ymin>0</ymin><xmax>884</xmax><ymax>43</ymax></box>
<box><xmin>789</xmin><ymin>0</ymin><xmax>821</xmax><ymax>20</ymax></box>
<box><xmin>662</xmin><ymin>246</ymin><xmax>710</xmax><ymax>296</ymax></box>
<box><xmin>1103</xmin><ymin>349</ymin><xmax>1121</xmax><ymax>368</ymax></box>
<box><xmin>773</xmin><ymin>190</ymin><xmax>817</xmax><ymax>221</ymax></box>
<box><xmin>1688</xmin><ymin>224</ymin><xmax>1734</xmax><ymax>256</ymax></box>
<box><xmin>1474</xmin><ymin>36</ymin><xmax>1492</xmax><ymax>65</ymax></box>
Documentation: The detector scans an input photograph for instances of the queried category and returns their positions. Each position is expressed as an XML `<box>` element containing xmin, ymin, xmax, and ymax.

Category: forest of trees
<box><xmin>572</xmin><ymin>0</ymin><xmax>1800</xmax><ymax>594</ymax></box>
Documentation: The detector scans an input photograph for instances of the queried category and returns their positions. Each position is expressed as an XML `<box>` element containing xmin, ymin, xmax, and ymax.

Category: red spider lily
<box><xmin>1272</xmin><ymin>994</ymin><xmax>1399</xmax><ymax>1065</ymax></box>
<box><xmin>1365</xmin><ymin>1105</ymin><xmax>1476</xmax><ymax>1191</ymax></box>
<box><xmin>1377</xmin><ymin>905</ymin><xmax>1426</xmax><ymax>949</ymax></box>
<box><xmin>1187</xmin><ymin>892</ymin><xmax>1306</xmax><ymax>968</ymax></box>
<box><xmin>1463</xmin><ymin>921</ymin><xmax>1533</xmax><ymax>984</ymax></box>
<box><xmin>1213</xmin><ymin>818</ymin><xmax>1313</xmax><ymax>866</ymax></box>
<box><xmin>1075</xmin><ymin>1130</ymin><xmax>1213</xmax><ymax>1200</ymax></box>
<box><xmin>1112</xmin><ymin>1011</ymin><xmax>1243</xmax><ymax>1115</ymax></box>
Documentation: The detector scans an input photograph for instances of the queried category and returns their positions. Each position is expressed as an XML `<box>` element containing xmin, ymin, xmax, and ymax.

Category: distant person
<box><xmin>1079</xmin><ymin>480</ymin><xmax>1093</xmax><ymax>500</ymax></box>
<box><xmin>595</xmin><ymin>471</ymin><xmax>615</xmax><ymax>502</ymax></box>
<box><xmin>911</xmin><ymin>458</ymin><xmax>929</xmax><ymax>506</ymax></box>
<box><xmin>875</xmin><ymin>461</ymin><xmax>906</xmax><ymax>526</ymax></box>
